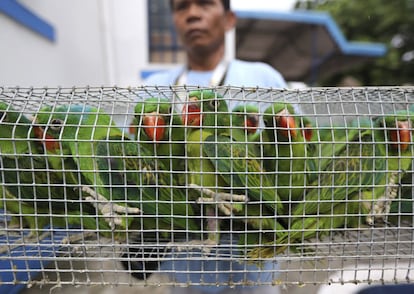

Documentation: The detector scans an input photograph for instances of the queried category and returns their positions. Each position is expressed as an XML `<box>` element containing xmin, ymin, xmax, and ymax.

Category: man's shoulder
<box><xmin>143</xmin><ymin>67</ymin><xmax>183</xmax><ymax>85</ymax></box>
<box><xmin>231</xmin><ymin>60</ymin><xmax>284</xmax><ymax>78</ymax></box>
<box><xmin>227</xmin><ymin>59</ymin><xmax>287</xmax><ymax>88</ymax></box>
<box><xmin>231</xmin><ymin>59</ymin><xmax>273</xmax><ymax>69</ymax></box>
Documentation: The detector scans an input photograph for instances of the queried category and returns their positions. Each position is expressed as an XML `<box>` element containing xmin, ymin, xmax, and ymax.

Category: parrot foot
<box><xmin>166</xmin><ymin>239</ymin><xmax>217</xmax><ymax>254</ymax></box>
<box><xmin>366</xmin><ymin>198</ymin><xmax>394</xmax><ymax>226</ymax></box>
<box><xmin>366</xmin><ymin>172</ymin><xmax>400</xmax><ymax>226</ymax></box>
<box><xmin>82</xmin><ymin>186</ymin><xmax>141</xmax><ymax>229</ymax></box>
<box><xmin>189</xmin><ymin>184</ymin><xmax>248</xmax><ymax>215</ymax></box>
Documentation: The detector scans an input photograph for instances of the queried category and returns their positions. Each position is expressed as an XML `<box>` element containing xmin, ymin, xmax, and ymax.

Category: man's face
<box><xmin>171</xmin><ymin>0</ymin><xmax>234</xmax><ymax>54</ymax></box>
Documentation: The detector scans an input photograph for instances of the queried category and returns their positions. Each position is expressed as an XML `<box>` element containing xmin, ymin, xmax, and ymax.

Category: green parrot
<box><xmin>184</xmin><ymin>91</ymin><xmax>285</xmax><ymax>254</ymax></box>
<box><xmin>94</xmin><ymin>137</ymin><xmax>201</xmax><ymax>238</ymax></box>
<box><xmin>251</xmin><ymin>111</ymin><xmax>414</xmax><ymax>258</ymax></box>
<box><xmin>228</xmin><ymin>103</ymin><xmax>292</xmax><ymax>252</ymax></box>
<box><xmin>35</xmin><ymin>104</ymin><xmax>135</xmax><ymax>228</ymax></box>
<box><xmin>392</xmin><ymin>105</ymin><xmax>414</xmax><ymax>217</ymax></box>
<box><xmin>299</xmin><ymin>114</ymin><xmax>315</xmax><ymax>142</ymax></box>
<box><xmin>230</xmin><ymin>104</ymin><xmax>260</xmax><ymax>141</ymax></box>
<box><xmin>261</xmin><ymin>103</ymin><xmax>310</xmax><ymax>203</ymax></box>
<box><xmin>225</xmin><ymin>104</ymin><xmax>284</xmax><ymax>212</ymax></box>
<box><xmin>35</xmin><ymin>104</ymin><xmax>200</xmax><ymax>238</ymax></box>
<box><xmin>385</xmin><ymin>109</ymin><xmax>414</xmax><ymax>224</ymax></box>
<box><xmin>307</xmin><ymin>116</ymin><xmax>375</xmax><ymax>184</ymax></box>
<box><xmin>0</xmin><ymin>102</ymin><xmax>93</xmax><ymax>231</ymax></box>
<box><xmin>182</xmin><ymin>90</ymin><xmax>244</xmax><ymax>245</ymax></box>
<box><xmin>202</xmin><ymin>135</ymin><xmax>286</xmax><ymax>252</ymax></box>
<box><xmin>133</xmin><ymin>97</ymin><xmax>186</xmax><ymax>180</ymax></box>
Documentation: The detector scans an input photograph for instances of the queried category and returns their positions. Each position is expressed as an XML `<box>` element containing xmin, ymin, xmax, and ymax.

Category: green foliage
<box><xmin>296</xmin><ymin>0</ymin><xmax>414</xmax><ymax>85</ymax></box>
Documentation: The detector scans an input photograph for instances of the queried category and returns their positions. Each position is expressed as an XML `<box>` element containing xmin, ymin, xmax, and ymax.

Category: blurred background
<box><xmin>1</xmin><ymin>1</ymin><xmax>414</xmax><ymax>294</ymax></box>
<box><xmin>0</xmin><ymin>0</ymin><xmax>412</xmax><ymax>88</ymax></box>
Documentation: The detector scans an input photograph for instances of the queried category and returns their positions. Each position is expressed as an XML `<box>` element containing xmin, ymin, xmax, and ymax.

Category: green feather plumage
<box><xmin>36</xmin><ymin>104</ymin><xmax>200</xmax><ymax>237</ymax></box>
<box><xmin>0</xmin><ymin>102</ymin><xmax>94</xmax><ymax>231</ymax></box>
<box><xmin>186</xmin><ymin>92</ymin><xmax>285</xmax><ymax>252</ymax></box>
<box><xmin>262</xmin><ymin>103</ymin><xmax>309</xmax><ymax>202</ymax></box>
<box><xmin>133</xmin><ymin>97</ymin><xmax>186</xmax><ymax>175</ymax></box>
<box><xmin>251</xmin><ymin>111</ymin><xmax>414</xmax><ymax>258</ymax></box>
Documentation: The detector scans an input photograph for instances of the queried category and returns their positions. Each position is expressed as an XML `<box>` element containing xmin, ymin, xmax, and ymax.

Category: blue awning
<box><xmin>235</xmin><ymin>10</ymin><xmax>387</xmax><ymax>84</ymax></box>
<box><xmin>0</xmin><ymin>0</ymin><xmax>55</xmax><ymax>42</ymax></box>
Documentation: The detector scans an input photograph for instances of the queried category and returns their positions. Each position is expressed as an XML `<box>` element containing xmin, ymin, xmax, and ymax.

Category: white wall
<box><xmin>0</xmin><ymin>0</ymin><xmax>146</xmax><ymax>87</ymax></box>
<box><xmin>0</xmin><ymin>1</ymin><xmax>239</xmax><ymax>87</ymax></box>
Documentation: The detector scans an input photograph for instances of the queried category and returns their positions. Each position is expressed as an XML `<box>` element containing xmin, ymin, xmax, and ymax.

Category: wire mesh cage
<box><xmin>1</xmin><ymin>85</ymin><xmax>414</xmax><ymax>292</ymax></box>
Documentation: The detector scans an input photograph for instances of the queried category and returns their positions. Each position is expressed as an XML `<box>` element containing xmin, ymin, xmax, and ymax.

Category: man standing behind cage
<box><xmin>141</xmin><ymin>1</ymin><xmax>286</xmax><ymax>293</ymax></box>
<box><xmin>145</xmin><ymin>0</ymin><xmax>285</xmax><ymax>90</ymax></box>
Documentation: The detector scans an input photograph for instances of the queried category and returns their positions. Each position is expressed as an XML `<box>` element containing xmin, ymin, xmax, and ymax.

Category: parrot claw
<box><xmin>366</xmin><ymin>199</ymin><xmax>393</xmax><ymax>226</ymax></box>
<box><xmin>189</xmin><ymin>184</ymin><xmax>248</xmax><ymax>215</ymax></box>
<box><xmin>82</xmin><ymin>186</ymin><xmax>141</xmax><ymax>229</ymax></box>
<box><xmin>366</xmin><ymin>171</ymin><xmax>400</xmax><ymax>226</ymax></box>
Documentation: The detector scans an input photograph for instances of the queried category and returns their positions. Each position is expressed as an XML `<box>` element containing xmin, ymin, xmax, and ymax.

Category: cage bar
<box><xmin>0</xmin><ymin>86</ymin><xmax>413</xmax><ymax>291</ymax></box>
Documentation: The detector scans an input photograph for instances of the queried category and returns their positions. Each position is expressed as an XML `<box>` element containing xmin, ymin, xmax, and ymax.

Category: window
<box><xmin>148</xmin><ymin>0</ymin><xmax>185</xmax><ymax>63</ymax></box>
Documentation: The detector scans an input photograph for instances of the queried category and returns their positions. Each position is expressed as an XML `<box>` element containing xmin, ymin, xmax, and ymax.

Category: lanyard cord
<box><xmin>174</xmin><ymin>59</ymin><xmax>229</xmax><ymax>86</ymax></box>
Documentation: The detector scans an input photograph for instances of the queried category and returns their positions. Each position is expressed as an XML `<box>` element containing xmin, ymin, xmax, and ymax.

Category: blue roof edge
<box><xmin>0</xmin><ymin>0</ymin><xmax>55</xmax><ymax>42</ymax></box>
<box><xmin>235</xmin><ymin>10</ymin><xmax>387</xmax><ymax>57</ymax></box>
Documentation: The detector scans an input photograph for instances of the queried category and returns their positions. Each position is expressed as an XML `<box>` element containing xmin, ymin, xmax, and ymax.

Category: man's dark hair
<box><xmin>169</xmin><ymin>0</ymin><xmax>231</xmax><ymax>11</ymax></box>
<box><xmin>220</xmin><ymin>0</ymin><xmax>231</xmax><ymax>11</ymax></box>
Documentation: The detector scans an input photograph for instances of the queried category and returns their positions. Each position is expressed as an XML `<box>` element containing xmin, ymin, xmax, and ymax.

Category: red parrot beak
<box><xmin>143</xmin><ymin>113</ymin><xmax>166</xmax><ymax>141</ymax></box>
<box><xmin>129</xmin><ymin>119</ymin><xmax>137</xmax><ymax>136</ymax></box>
<box><xmin>182</xmin><ymin>99</ymin><xmax>202</xmax><ymax>126</ymax></box>
<box><xmin>33</xmin><ymin>125</ymin><xmax>60</xmax><ymax>151</ymax></box>
<box><xmin>302</xmin><ymin>123</ymin><xmax>313</xmax><ymax>141</ymax></box>
<box><xmin>245</xmin><ymin>114</ymin><xmax>259</xmax><ymax>134</ymax></box>
<box><xmin>390</xmin><ymin>120</ymin><xmax>411</xmax><ymax>151</ymax></box>
<box><xmin>33</xmin><ymin>125</ymin><xmax>44</xmax><ymax>139</ymax></box>
<box><xmin>276</xmin><ymin>109</ymin><xmax>297</xmax><ymax>139</ymax></box>
<box><xmin>129</xmin><ymin>125</ymin><xmax>137</xmax><ymax>136</ymax></box>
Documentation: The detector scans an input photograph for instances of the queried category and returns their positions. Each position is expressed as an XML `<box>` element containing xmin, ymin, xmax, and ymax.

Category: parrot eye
<box><xmin>209</xmin><ymin>99</ymin><xmax>220</xmax><ymax>110</ymax></box>
<box><xmin>50</xmin><ymin>119</ymin><xmax>63</xmax><ymax>131</ymax></box>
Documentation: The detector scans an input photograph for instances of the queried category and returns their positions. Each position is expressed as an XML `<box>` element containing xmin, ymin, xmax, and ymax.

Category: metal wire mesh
<box><xmin>1</xmin><ymin>85</ymin><xmax>413</xmax><ymax>290</ymax></box>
